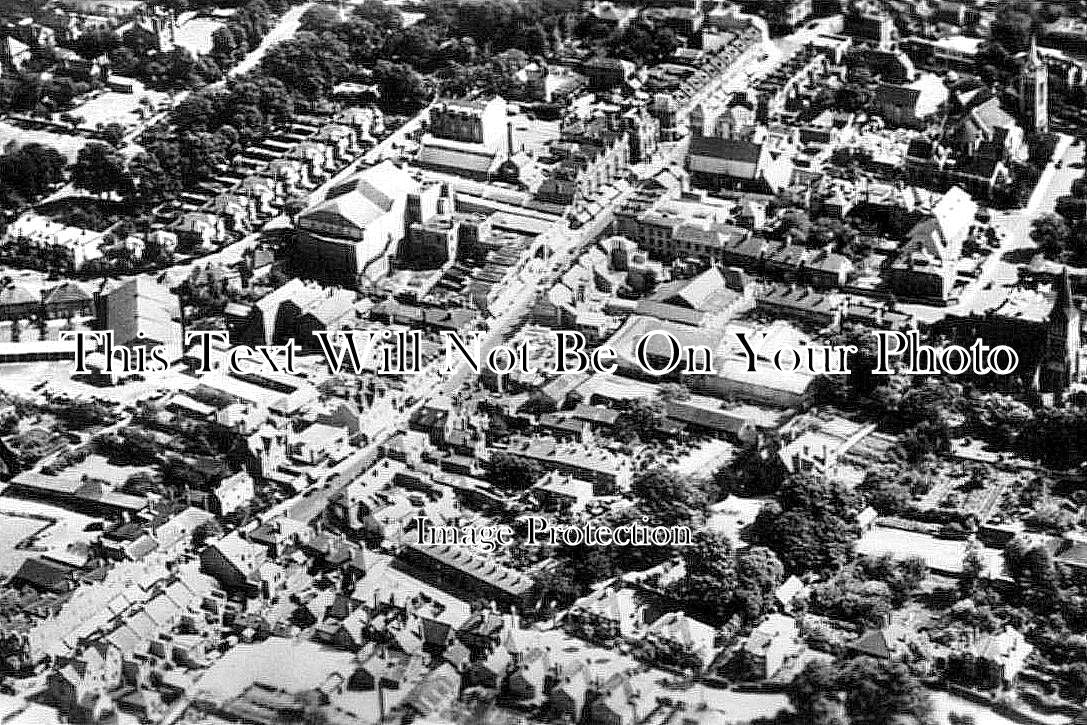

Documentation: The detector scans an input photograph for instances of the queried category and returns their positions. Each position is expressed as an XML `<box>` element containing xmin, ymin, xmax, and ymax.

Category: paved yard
<box><xmin>173</xmin><ymin>14</ymin><xmax>225</xmax><ymax>56</ymax></box>
<box><xmin>71</xmin><ymin>88</ymin><xmax>168</xmax><ymax>131</ymax></box>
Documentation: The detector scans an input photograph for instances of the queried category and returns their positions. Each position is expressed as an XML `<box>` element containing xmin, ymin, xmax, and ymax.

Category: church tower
<box><xmin>1041</xmin><ymin>267</ymin><xmax>1080</xmax><ymax>394</ymax></box>
<box><xmin>1019</xmin><ymin>36</ymin><xmax>1048</xmax><ymax>133</ymax></box>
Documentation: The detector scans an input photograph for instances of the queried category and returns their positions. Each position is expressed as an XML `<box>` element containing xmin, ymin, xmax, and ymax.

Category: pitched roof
<box><xmin>654</xmin><ymin>266</ymin><xmax>729</xmax><ymax>310</ymax></box>
<box><xmin>416</xmin><ymin>138</ymin><xmax>499</xmax><ymax>175</ymax></box>
<box><xmin>876</xmin><ymin>83</ymin><xmax>921</xmax><ymax>108</ymax></box>
<box><xmin>848</xmin><ymin>624</ymin><xmax>913</xmax><ymax>659</ymax></box>
<box><xmin>0</xmin><ymin>285</ymin><xmax>36</xmax><ymax>306</ymax></box>
<box><xmin>11</xmin><ymin>557</ymin><xmax>73</xmax><ymax>592</ymax></box>
<box><xmin>688</xmin><ymin>136</ymin><xmax>763</xmax><ymax>164</ymax></box>
<box><xmin>44</xmin><ymin>281</ymin><xmax>92</xmax><ymax>306</ymax></box>
<box><xmin>402</xmin><ymin>663</ymin><xmax>459</xmax><ymax>715</ymax></box>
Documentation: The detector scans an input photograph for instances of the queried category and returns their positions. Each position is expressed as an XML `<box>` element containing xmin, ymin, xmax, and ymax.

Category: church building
<box><xmin>1018</xmin><ymin>36</ymin><xmax>1049</xmax><ymax>134</ymax></box>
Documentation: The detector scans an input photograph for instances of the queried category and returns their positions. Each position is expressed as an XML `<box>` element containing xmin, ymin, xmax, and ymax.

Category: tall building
<box><xmin>295</xmin><ymin>161</ymin><xmax>420</xmax><ymax>286</ymax></box>
<box><xmin>428</xmin><ymin>97</ymin><xmax>507</xmax><ymax>148</ymax></box>
<box><xmin>1040</xmin><ymin>268</ymin><xmax>1080</xmax><ymax>394</ymax></box>
<box><xmin>1019</xmin><ymin>36</ymin><xmax>1049</xmax><ymax>133</ymax></box>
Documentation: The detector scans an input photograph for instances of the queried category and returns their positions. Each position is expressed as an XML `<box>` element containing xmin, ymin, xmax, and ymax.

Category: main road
<box><xmin>904</xmin><ymin>135</ymin><xmax>1084</xmax><ymax>323</ymax></box>
<box><xmin>224</xmin><ymin>2</ymin><xmax>315</xmax><ymax>80</ymax></box>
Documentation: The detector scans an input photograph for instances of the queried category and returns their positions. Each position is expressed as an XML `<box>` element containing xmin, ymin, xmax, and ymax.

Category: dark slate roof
<box><xmin>688</xmin><ymin>136</ymin><xmax>762</xmax><ymax>164</ymax></box>
<box><xmin>11</xmin><ymin>557</ymin><xmax>73</xmax><ymax>593</ymax></box>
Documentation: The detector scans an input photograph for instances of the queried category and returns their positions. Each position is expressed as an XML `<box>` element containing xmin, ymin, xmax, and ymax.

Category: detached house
<box><xmin>173</xmin><ymin>212</ymin><xmax>227</xmax><ymax>251</ymax></box>
<box><xmin>946</xmin><ymin>626</ymin><xmax>1033</xmax><ymax>690</ymax></box>
<box><xmin>47</xmin><ymin>643</ymin><xmax>121</xmax><ymax>719</ymax></box>
<box><xmin>743</xmin><ymin>614</ymin><xmax>799</xmax><ymax>680</ymax></box>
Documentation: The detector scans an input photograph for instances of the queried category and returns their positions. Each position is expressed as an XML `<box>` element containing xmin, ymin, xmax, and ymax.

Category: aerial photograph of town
<box><xmin>5</xmin><ymin>0</ymin><xmax>1087</xmax><ymax>721</ymax></box>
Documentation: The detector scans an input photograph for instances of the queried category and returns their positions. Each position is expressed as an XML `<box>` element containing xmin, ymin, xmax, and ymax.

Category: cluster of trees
<box><xmin>70</xmin><ymin>24</ymin><xmax>221</xmax><ymax>91</ymax></box>
<box><xmin>670</xmin><ymin>531</ymin><xmax>785</xmax><ymax>625</ymax></box>
<box><xmin>988</xmin><ymin>0</ymin><xmax>1062</xmax><ymax>56</ymax></box>
<box><xmin>1035</xmin><ymin>165</ymin><xmax>1087</xmax><ymax>263</ymax></box>
<box><xmin>132</xmin><ymin>0</ymin><xmax>426</xmax><ymax>198</ymax></box>
<box><xmin>1002</xmin><ymin>403</ymin><xmax>1087</xmax><ymax>468</ymax></box>
<box><xmin>0</xmin><ymin>142</ymin><xmax>66</xmax><ymax>209</ymax></box>
<box><xmin>858</xmin><ymin>465</ymin><xmax>931</xmax><ymax>516</ymax></box>
<box><xmin>52</xmin><ymin>398</ymin><xmax>119</xmax><ymax>430</ymax></box>
<box><xmin>2</xmin><ymin>73</ymin><xmax>105</xmax><ymax>117</ymax></box>
<box><xmin>612</xmin><ymin>397</ymin><xmax>665</xmax><ymax>443</ymax></box>
<box><xmin>114</xmin><ymin>45</ymin><xmax>222</xmax><ymax>91</ymax></box>
<box><xmin>806</xmin><ymin>554</ymin><xmax>928</xmax><ymax>628</ymax></box>
<box><xmin>776</xmin><ymin>658</ymin><xmax>934</xmax><ymax>725</ymax></box>
<box><xmin>574</xmin><ymin>15</ymin><xmax>679</xmax><ymax>66</ymax></box>
<box><xmin>748</xmin><ymin>474</ymin><xmax>862</xmax><ymax>575</ymax></box>
<box><xmin>482</xmin><ymin>452</ymin><xmax>541</xmax><ymax>493</ymax></box>
<box><xmin>208</xmin><ymin>0</ymin><xmax>278</xmax><ymax>69</ymax></box>
<box><xmin>130</xmin><ymin>74</ymin><xmax>293</xmax><ymax>199</ymax></box>
<box><xmin>949</xmin><ymin>534</ymin><xmax>1087</xmax><ymax>684</ymax></box>
<box><xmin>711</xmin><ymin>432</ymin><xmax>786</xmax><ymax>498</ymax></box>
<box><xmin>430</xmin><ymin>0</ymin><xmax>579</xmax><ymax>56</ymax></box>
<box><xmin>776</xmin><ymin>209</ymin><xmax>871</xmax><ymax>259</ymax></box>
<box><xmin>267</xmin><ymin>0</ymin><xmax>582</xmax><ymax>109</ymax></box>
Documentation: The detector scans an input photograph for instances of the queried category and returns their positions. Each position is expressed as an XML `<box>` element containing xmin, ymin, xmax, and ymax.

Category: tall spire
<box><xmin>1056</xmin><ymin>266</ymin><xmax>1075</xmax><ymax>315</ymax></box>
<box><xmin>1027</xmin><ymin>34</ymin><xmax>1042</xmax><ymax>68</ymax></box>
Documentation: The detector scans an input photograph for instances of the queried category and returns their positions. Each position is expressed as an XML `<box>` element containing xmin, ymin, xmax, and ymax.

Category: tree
<box><xmin>748</xmin><ymin>474</ymin><xmax>861</xmax><ymax>574</ymax></box>
<box><xmin>299</xmin><ymin>4</ymin><xmax>341</xmax><ymax>34</ymax></box>
<box><xmin>261</xmin><ymin>31</ymin><xmax>352</xmax><ymax>105</ymax></box>
<box><xmin>289</xmin><ymin>603</ymin><xmax>318</xmax><ymax>629</ymax></box>
<box><xmin>838</xmin><ymin>658</ymin><xmax>934</xmax><ymax>725</ymax></box>
<box><xmin>175</xmin><ymin>131</ymin><xmax>229</xmax><ymax>186</ymax></box>
<box><xmin>71</xmin><ymin>142</ymin><xmax>130</xmax><ymax>197</ymax></box>
<box><xmin>894</xmin><ymin>379</ymin><xmax>965</xmax><ymax>429</ymax></box>
<box><xmin>863</xmin><ymin>478</ymin><xmax>912</xmax><ymax>515</ymax></box>
<box><xmin>657</xmin><ymin>383</ymin><xmax>690</xmax><ymax>402</ymax></box>
<box><xmin>612</xmin><ymin>398</ymin><xmax>664</xmax><ymax>443</ymax></box>
<box><xmin>73</xmin><ymin>28</ymin><xmax>121</xmax><ymax>59</ymax></box>
<box><xmin>785</xmin><ymin>659</ymin><xmax>840</xmax><ymax>725</ymax></box>
<box><xmin>372</xmin><ymin>60</ymin><xmax>431</xmax><ymax>112</ymax></box>
<box><xmin>960</xmin><ymin>537</ymin><xmax>986</xmax><ymax>596</ymax></box>
<box><xmin>1032</xmin><ymin>212</ymin><xmax>1072</xmax><ymax>260</ymax></box>
<box><xmin>1056</xmin><ymin>195</ymin><xmax>1087</xmax><ymax>224</ymax></box>
<box><xmin>101</xmin><ymin>122</ymin><xmax>126</xmax><ymax>148</ymax></box>
<box><xmin>779</xmin><ymin>209</ymin><xmax>813</xmax><ymax>243</ymax></box>
<box><xmin>352</xmin><ymin>0</ymin><xmax>403</xmax><ymax>32</ymax></box>
<box><xmin>990</xmin><ymin>8</ymin><xmax>1033</xmax><ymax>54</ymax></box>
<box><xmin>823</xmin><ymin>324</ymin><xmax>880</xmax><ymax>398</ymax></box>
<box><xmin>965</xmin><ymin>392</ymin><xmax>1032</xmax><ymax>446</ymax></box>
<box><xmin>339</xmin><ymin>17</ymin><xmax>384</xmax><ymax>63</ymax></box>
<box><xmin>533</xmin><ymin>562</ymin><xmax>582</xmax><ymax>608</ymax></box>
<box><xmin>387</xmin><ymin>23</ymin><xmax>445</xmax><ymax>71</ymax></box>
<box><xmin>733</xmin><ymin>546</ymin><xmax>786</xmax><ymax>623</ymax></box>
<box><xmin>631</xmin><ymin>466</ymin><xmax>704</xmax><ymax>526</ymax></box>
<box><xmin>675</xmin><ymin>530</ymin><xmax>737</xmax><ymax>622</ymax></box>
<box><xmin>127</xmin><ymin>151</ymin><xmax>176</xmax><ymax>207</ymax></box>
<box><xmin>483</xmin><ymin>452</ymin><xmax>541</xmax><ymax>492</ymax></box>
<box><xmin>192</xmin><ymin>519</ymin><xmax>223</xmax><ymax>549</ymax></box>
<box><xmin>1064</xmin><ymin>661</ymin><xmax>1087</xmax><ymax>701</ymax></box>
<box><xmin>211</xmin><ymin>25</ymin><xmax>239</xmax><ymax>61</ymax></box>
<box><xmin>0</xmin><ymin>143</ymin><xmax>66</xmax><ymax>206</ymax></box>
<box><xmin>1018</xmin><ymin>406</ymin><xmax>1087</xmax><ymax>468</ymax></box>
